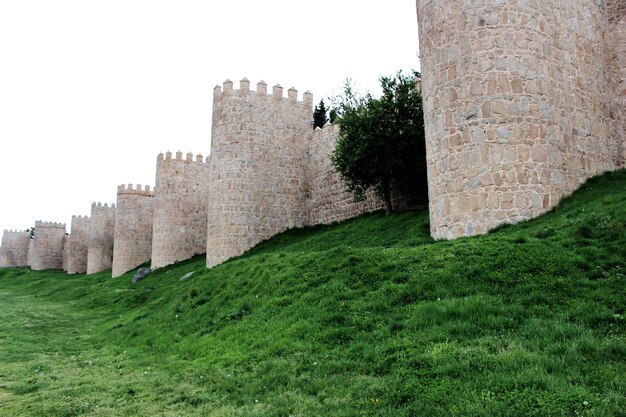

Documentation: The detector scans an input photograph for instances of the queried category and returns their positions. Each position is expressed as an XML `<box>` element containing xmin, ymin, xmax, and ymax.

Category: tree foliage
<box><xmin>331</xmin><ymin>71</ymin><xmax>427</xmax><ymax>213</ymax></box>
<box><xmin>313</xmin><ymin>99</ymin><xmax>329</xmax><ymax>130</ymax></box>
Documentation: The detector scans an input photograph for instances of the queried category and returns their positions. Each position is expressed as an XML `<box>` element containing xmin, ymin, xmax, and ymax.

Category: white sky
<box><xmin>0</xmin><ymin>0</ymin><xmax>420</xmax><ymax>238</ymax></box>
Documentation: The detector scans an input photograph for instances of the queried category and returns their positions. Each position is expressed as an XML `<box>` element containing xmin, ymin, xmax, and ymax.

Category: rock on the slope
<box><xmin>132</xmin><ymin>268</ymin><xmax>152</xmax><ymax>284</ymax></box>
<box><xmin>179</xmin><ymin>271</ymin><xmax>195</xmax><ymax>281</ymax></box>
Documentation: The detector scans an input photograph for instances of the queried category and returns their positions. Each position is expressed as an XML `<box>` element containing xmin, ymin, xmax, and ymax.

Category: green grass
<box><xmin>0</xmin><ymin>169</ymin><xmax>625</xmax><ymax>416</ymax></box>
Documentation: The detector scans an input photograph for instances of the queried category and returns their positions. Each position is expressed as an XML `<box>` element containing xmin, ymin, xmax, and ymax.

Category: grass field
<box><xmin>0</xmin><ymin>170</ymin><xmax>624</xmax><ymax>416</ymax></box>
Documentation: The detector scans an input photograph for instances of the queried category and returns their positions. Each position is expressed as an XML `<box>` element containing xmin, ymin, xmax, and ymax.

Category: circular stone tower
<box><xmin>87</xmin><ymin>202</ymin><xmax>116</xmax><ymax>275</ymax></box>
<box><xmin>112</xmin><ymin>184</ymin><xmax>154</xmax><ymax>278</ymax></box>
<box><xmin>151</xmin><ymin>151</ymin><xmax>210</xmax><ymax>269</ymax></box>
<box><xmin>207</xmin><ymin>79</ymin><xmax>313</xmax><ymax>268</ymax></box>
<box><xmin>416</xmin><ymin>0</ymin><xmax>623</xmax><ymax>239</ymax></box>
<box><xmin>30</xmin><ymin>221</ymin><xmax>66</xmax><ymax>271</ymax></box>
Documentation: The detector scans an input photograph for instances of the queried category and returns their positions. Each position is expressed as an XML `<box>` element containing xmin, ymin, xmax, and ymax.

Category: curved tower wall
<box><xmin>416</xmin><ymin>0</ymin><xmax>624</xmax><ymax>239</ymax></box>
<box><xmin>27</xmin><ymin>238</ymin><xmax>34</xmax><ymax>267</ymax></box>
<box><xmin>30</xmin><ymin>221</ymin><xmax>66</xmax><ymax>271</ymax></box>
<box><xmin>207</xmin><ymin>79</ymin><xmax>313</xmax><ymax>267</ymax></box>
<box><xmin>606</xmin><ymin>0</ymin><xmax>626</xmax><ymax>163</ymax></box>
<box><xmin>0</xmin><ymin>230</ymin><xmax>30</xmax><ymax>267</ymax></box>
<box><xmin>152</xmin><ymin>151</ymin><xmax>210</xmax><ymax>269</ymax></box>
<box><xmin>112</xmin><ymin>184</ymin><xmax>154</xmax><ymax>278</ymax></box>
<box><xmin>62</xmin><ymin>234</ymin><xmax>69</xmax><ymax>272</ymax></box>
<box><xmin>67</xmin><ymin>215</ymin><xmax>90</xmax><ymax>274</ymax></box>
<box><xmin>87</xmin><ymin>202</ymin><xmax>116</xmax><ymax>274</ymax></box>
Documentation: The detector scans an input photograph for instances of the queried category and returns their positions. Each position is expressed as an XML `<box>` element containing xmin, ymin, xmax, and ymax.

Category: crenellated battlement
<box><xmin>87</xmin><ymin>199</ymin><xmax>116</xmax><ymax>275</ymax></box>
<box><xmin>3</xmin><ymin>229</ymin><xmax>30</xmax><ymax>234</ymax></box>
<box><xmin>35</xmin><ymin>221</ymin><xmax>66</xmax><ymax>229</ymax></box>
<box><xmin>117</xmin><ymin>184</ymin><xmax>155</xmax><ymax>196</ymax></box>
<box><xmin>213</xmin><ymin>78</ymin><xmax>313</xmax><ymax>109</ymax></box>
<box><xmin>113</xmin><ymin>180</ymin><xmax>155</xmax><ymax>277</ymax></box>
<box><xmin>67</xmin><ymin>214</ymin><xmax>90</xmax><ymax>274</ymax></box>
<box><xmin>207</xmin><ymin>76</ymin><xmax>315</xmax><ymax>267</ymax></box>
<box><xmin>157</xmin><ymin>151</ymin><xmax>210</xmax><ymax>165</ymax></box>
<box><xmin>30</xmin><ymin>221</ymin><xmax>66</xmax><ymax>270</ymax></box>
<box><xmin>91</xmin><ymin>202</ymin><xmax>116</xmax><ymax>209</ymax></box>
<box><xmin>5</xmin><ymin>4</ymin><xmax>623</xmax><ymax>275</ymax></box>
<box><xmin>312</xmin><ymin>121</ymin><xmax>335</xmax><ymax>134</ymax></box>
<box><xmin>0</xmin><ymin>229</ymin><xmax>31</xmax><ymax>267</ymax></box>
<box><xmin>152</xmin><ymin>145</ymin><xmax>211</xmax><ymax>268</ymax></box>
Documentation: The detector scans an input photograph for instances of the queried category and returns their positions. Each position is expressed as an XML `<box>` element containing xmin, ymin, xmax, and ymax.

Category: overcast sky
<box><xmin>0</xmin><ymin>0</ymin><xmax>420</xmax><ymax>238</ymax></box>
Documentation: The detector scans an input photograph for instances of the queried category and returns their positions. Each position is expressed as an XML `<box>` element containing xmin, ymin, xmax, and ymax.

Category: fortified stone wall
<box><xmin>112</xmin><ymin>184</ymin><xmax>154</xmax><ymax>278</ymax></box>
<box><xmin>67</xmin><ymin>215</ymin><xmax>90</xmax><ymax>274</ymax></box>
<box><xmin>0</xmin><ymin>230</ymin><xmax>30</xmax><ymax>267</ymax></box>
<box><xmin>27</xmin><ymin>238</ymin><xmax>34</xmax><ymax>267</ymax></box>
<box><xmin>207</xmin><ymin>79</ymin><xmax>313</xmax><ymax>267</ymax></box>
<box><xmin>416</xmin><ymin>0</ymin><xmax>625</xmax><ymax>239</ymax></box>
<box><xmin>307</xmin><ymin>124</ymin><xmax>385</xmax><ymax>224</ymax></box>
<box><xmin>152</xmin><ymin>151</ymin><xmax>210</xmax><ymax>269</ymax></box>
<box><xmin>87</xmin><ymin>202</ymin><xmax>116</xmax><ymax>275</ymax></box>
<box><xmin>62</xmin><ymin>234</ymin><xmax>69</xmax><ymax>272</ymax></box>
<box><xmin>4</xmin><ymin>4</ymin><xmax>624</xmax><ymax>273</ymax></box>
<box><xmin>30</xmin><ymin>221</ymin><xmax>66</xmax><ymax>271</ymax></box>
<box><xmin>606</xmin><ymin>0</ymin><xmax>626</xmax><ymax>162</ymax></box>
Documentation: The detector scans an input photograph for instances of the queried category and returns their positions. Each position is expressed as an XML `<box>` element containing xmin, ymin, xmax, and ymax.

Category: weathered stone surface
<box><xmin>67</xmin><ymin>215</ymin><xmax>90</xmax><ymax>275</ymax></box>
<box><xmin>87</xmin><ymin>202</ymin><xmax>116</xmax><ymax>275</ymax></box>
<box><xmin>29</xmin><ymin>221</ymin><xmax>66</xmax><ymax>271</ymax></box>
<box><xmin>207</xmin><ymin>80</ymin><xmax>313</xmax><ymax>268</ymax></box>
<box><xmin>206</xmin><ymin>81</ymin><xmax>422</xmax><ymax>268</ymax></box>
<box><xmin>416</xmin><ymin>0</ymin><xmax>625</xmax><ymax>239</ymax></box>
<box><xmin>0</xmin><ymin>230</ymin><xmax>30</xmax><ymax>267</ymax></box>
<box><xmin>112</xmin><ymin>184</ymin><xmax>154</xmax><ymax>278</ymax></box>
<box><xmin>15</xmin><ymin>2</ymin><xmax>623</xmax><ymax>270</ymax></box>
<box><xmin>307</xmin><ymin>124</ymin><xmax>385</xmax><ymax>224</ymax></box>
<box><xmin>62</xmin><ymin>234</ymin><xmax>69</xmax><ymax>272</ymax></box>
<box><xmin>152</xmin><ymin>152</ymin><xmax>210</xmax><ymax>269</ymax></box>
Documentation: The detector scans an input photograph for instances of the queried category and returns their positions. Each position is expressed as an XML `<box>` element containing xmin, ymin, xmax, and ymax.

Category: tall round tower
<box><xmin>67</xmin><ymin>215</ymin><xmax>90</xmax><ymax>275</ymax></box>
<box><xmin>207</xmin><ymin>79</ymin><xmax>313</xmax><ymax>267</ymax></box>
<box><xmin>416</xmin><ymin>0</ymin><xmax>623</xmax><ymax>239</ymax></box>
<box><xmin>606</xmin><ymin>0</ymin><xmax>626</xmax><ymax>163</ymax></box>
<box><xmin>152</xmin><ymin>151</ymin><xmax>210</xmax><ymax>269</ymax></box>
<box><xmin>112</xmin><ymin>184</ymin><xmax>154</xmax><ymax>278</ymax></box>
<box><xmin>87</xmin><ymin>202</ymin><xmax>116</xmax><ymax>275</ymax></box>
<box><xmin>0</xmin><ymin>230</ymin><xmax>30</xmax><ymax>267</ymax></box>
<box><xmin>30</xmin><ymin>221</ymin><xmax>66</xmax><ymax>271</ymax></box>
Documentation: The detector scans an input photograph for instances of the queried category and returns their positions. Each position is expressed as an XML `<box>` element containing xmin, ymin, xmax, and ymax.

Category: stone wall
<box><xmin>416</xmin><ymin>0</ymin><xmax>625</xmax><ymax>239</ymax></box>
<box><xmin>62</xmin><ymin>234</ymin><xmax>69</xmax><ymax>272</ymax></box>
<box><xmin>606</xmin><ymin>0</ymin><xmax>626</xmax><ymax>163</ymax></box>
<box><xmin>112</xmin><ymin>184</ymin><xmax>154</xmax><ymax>278</ymax></box>
<box><xmin>207</xmin><ymin>79</ymin><xmax>313</xmax><ymax>267</ymax></box>
<box><xmin>67</xmin><ymin>215</ymin><xmax>90</xmax><ymax>275</ymax></box>
<box><xmin>307</xmin><ymin>124</ymin><xmax>385</xmax><ymax>224</ymax></box>
<box><xmin>606</xmin><ymin>0</ymin><xmax>626</xmax><ymax>22</ymax></box>
<box><xmin>30</xmin><ymin>221</ymin><xmax>66</xmax><ymax>271</ymax></box>
<box><xmin>4</xmin><ymin>4</ymin><xmax>625</xmax><ymax>272</ymax></box>
<box><xmin>152</xmin><ymin>151</ymin><xmax>210</xmax><ymax>268</ymax></box>
<box><xmin>27</xmin><ymin>238</ymin><xmax>34</xmax><ymax>267</ymax></box>
<box><xmin>0</xmin><ymin>230</ymin><xmax>30</xmax><ymax>267</ymax></box>
<box><xmin>87</xmin><ymin>202</ymin><xmax>116</xmax><ymax>275</ymax></box>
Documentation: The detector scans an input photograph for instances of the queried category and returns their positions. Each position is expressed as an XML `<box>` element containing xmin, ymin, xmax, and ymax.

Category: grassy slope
<box><xmin>0</xmin><ymin>170</ymin><xmax>624</xmax><ymax>417</ymax></box>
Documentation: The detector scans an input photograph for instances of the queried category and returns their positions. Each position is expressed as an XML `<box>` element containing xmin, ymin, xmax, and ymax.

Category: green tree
<box><xmin>331</xmin><ymin>71</ymin><xmax>427</xmax><ymax>213</ymax></box>
<box><xmin>313</xmin><ymin>99</ymin><xmax>329</xmax><ymax>130</ymax></box>
<box><xmin>329</xmin><ymin>108</ymin><xmax>338</xmax><ymax>124</ymax></box>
